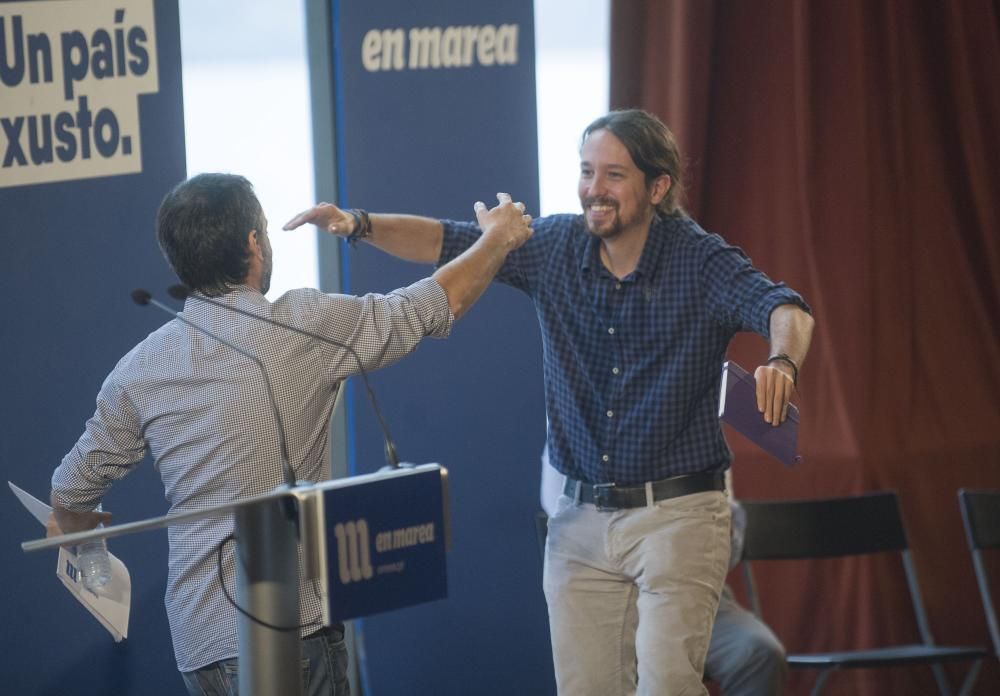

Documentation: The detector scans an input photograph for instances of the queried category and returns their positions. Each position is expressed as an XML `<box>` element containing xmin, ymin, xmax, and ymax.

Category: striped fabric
<box><xmin>52</xmin><ymin>279</ymin><xmax>452</xmax><ymax>672</ymax></box>
<box><xmin>440</xmin><ymin>213</ymin><xmax>809</xmax><ymax>486</ymax></box>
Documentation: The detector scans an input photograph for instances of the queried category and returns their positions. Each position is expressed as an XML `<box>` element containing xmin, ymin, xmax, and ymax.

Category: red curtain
<box><xmin>611</xmin><ymin>1</ymin><xmax>1000</xmax><ymax>694</ymax></box>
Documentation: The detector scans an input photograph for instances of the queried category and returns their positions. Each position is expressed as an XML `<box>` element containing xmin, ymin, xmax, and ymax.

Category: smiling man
<box><xmin>285</xmin><ymin>109</ymin><xmax>814</xmax><ymax>695</ymax></box>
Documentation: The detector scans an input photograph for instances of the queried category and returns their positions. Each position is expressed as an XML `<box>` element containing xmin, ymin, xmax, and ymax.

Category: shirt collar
<box><xmin>183</xmin><ymin>284</ymin><xmax>265</xmax><ymax>312</ymax></box>
<box><xmin>580</xmin><ymin>229</ymin><xmax>601</xmax><ymax>274</ymax></box>
<box><xmin>633</xmin><ymin>214</ymin><xmax>669</xmax><ymax>281</ymax></box>
<box><xmin>579</xmin><ymin>214</ymin><xmax>669</xmax><ymax>281</ymax></box>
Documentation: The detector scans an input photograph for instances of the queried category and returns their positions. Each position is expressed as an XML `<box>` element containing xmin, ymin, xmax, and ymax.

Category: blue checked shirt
<box><xmin>52</xmin><ymin>279</ymin><xmax>453</xmax><ymax>672</ymax></box>
<box><xmin>440</xmin><ymin>213</ymin><xmax>809</xmax><ymax>486</ymax></box>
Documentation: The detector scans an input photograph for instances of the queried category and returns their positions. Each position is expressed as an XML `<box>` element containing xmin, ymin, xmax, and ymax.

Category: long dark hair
<box><xmin>582</xmin><ymin>109</ymin><xmax>685</xmax><ymax>216</ymax></box>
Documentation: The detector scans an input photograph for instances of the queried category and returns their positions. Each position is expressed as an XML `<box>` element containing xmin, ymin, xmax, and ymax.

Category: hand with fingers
<box><xmin>474</xmin><ymin>192</ymin><xmax>533</xmax><ymax>252</ymax></box>
<box><xmin>282</xmin><ymin>202</ymin><xmax>357</xmax><ymax>237</ymax></box>
<box><xmin>753</xmin><ymin>363</ymin><xmax>796</xmax><ymax>425</ymax></box>
<box><xmin>47</xmin><ymin>502</ymin><xmax>113</xmax><ymax>537</ymax></box>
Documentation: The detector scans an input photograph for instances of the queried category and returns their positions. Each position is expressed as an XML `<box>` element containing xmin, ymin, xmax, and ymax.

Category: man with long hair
<box><xmin>285</xmin><ymin>110</ymin><xmax>814</xmax><ymax>694</ymax></box>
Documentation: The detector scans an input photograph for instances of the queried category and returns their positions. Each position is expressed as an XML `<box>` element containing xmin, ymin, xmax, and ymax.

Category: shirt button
<box><xmin>606</xmin><ymin>410</ymin><xmax>614</xmax><ymax>418</ymax></box>
<box><xmin>608</xmin><ymin>327</ymin><xmax>615</xmax><ymax>335</ymax></box>
<box><xmin>612</xmin><ymin>367</ymin><xmax>620</xmax><ymax>375</ymax></box>
<box><xmin>615</xmin><ymin>283</ymin><xmax>622</xmax><ymax>290</ymax></box>
<box><xmin>601</xmin><ymin>454</ymin><xmax>610</xmax><ymax>462</ymax></box>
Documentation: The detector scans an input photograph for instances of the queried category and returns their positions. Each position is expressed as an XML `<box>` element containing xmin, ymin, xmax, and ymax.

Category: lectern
<box><xmin>22</xmin><ymin>464</ymin><xmax>450</xmax><ymax>696</ymax></box>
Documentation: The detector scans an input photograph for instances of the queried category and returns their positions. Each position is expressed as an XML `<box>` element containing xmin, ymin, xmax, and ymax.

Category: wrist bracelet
<box><xmin>346</xmin><ymin>209</ymin><xmax>372</xmax><ymax>246</ymax></box>
<box><xmin>767</xmin><ymin>353</ymin><xmax>799</xmax><ymax>386</ymax></box>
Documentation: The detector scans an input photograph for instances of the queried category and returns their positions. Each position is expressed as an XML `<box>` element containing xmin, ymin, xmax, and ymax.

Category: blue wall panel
<box><xmin>0</xmin><ymin>1</ymin><xmax>185</xmax><ymax>693</ymax></box>
<box><xmin>328</xmin><ymin>1</ymin><xmax>553</xmax><ymax>693</ymax></box>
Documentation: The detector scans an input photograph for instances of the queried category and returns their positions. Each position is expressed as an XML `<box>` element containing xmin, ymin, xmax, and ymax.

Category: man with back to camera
<box><xmin>284</xmin><ymin>109</ymin><xmax>814</xmax><ymax>695</ymax></box>
<box><xmin>47</xmin><ymin>173</ymin><xmax>532</xmax><ymax>695</ymax></box>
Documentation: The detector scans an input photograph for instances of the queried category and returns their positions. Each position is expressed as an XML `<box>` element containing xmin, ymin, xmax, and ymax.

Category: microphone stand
<box><xmin>167</xmin><ymin>284</ymin><xmax>402</xmax><ymax>469</ymax></box>
<box><xmin>131</xmin><ymin>290</ymin><xmax>298</xmax><ymax>489</ymax></box>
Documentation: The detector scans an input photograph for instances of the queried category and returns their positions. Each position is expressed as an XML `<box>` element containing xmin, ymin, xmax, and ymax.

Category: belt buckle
<box><xmin>593</xmin><ymin>482</ymin><xmax>617</xmax><ymax>511</ymax></box>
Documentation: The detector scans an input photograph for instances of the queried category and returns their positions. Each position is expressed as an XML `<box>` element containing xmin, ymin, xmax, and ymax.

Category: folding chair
<box><xmin>958</xmin><ymin>489</ymin><xmax>1000</xmax><ymax>658</ymax></box>
<box><xmin>740</xmin><ymin>491</ymin><xmax>986</xmax><ymax>696</ymax></box>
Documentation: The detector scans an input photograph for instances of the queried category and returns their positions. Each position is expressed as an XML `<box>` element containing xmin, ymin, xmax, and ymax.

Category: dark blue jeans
<box><xmin>181</xmin><ymin>624</ymin><xmax>350</xmax><ymax>696</ymax></box>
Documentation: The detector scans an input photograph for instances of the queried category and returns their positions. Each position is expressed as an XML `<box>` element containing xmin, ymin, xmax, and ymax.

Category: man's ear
<box><xmin>649</xmin><ymin>175</ymin><xmax>672</xmax><ymax>206</ymax></box>
<box><xmin>247</xmin><ymin>230</ymin><xmax>261</xmax><ymax>257</ymax></box>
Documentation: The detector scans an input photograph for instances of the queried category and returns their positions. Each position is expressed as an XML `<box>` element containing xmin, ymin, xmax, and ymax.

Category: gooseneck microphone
<box><xmin>166</xmin><ymin>284</ymin><xmax>401</xmax><ymax>469</ymax></box>
<box><xmin>130</xmin><ymin>289</ymin><xmax>298</xmax><ymax>489</ymax></box>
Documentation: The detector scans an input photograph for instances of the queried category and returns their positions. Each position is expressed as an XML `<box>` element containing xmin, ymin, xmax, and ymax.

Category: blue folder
<box><xmin>718</xmin><ymin>360</ymin><xmax>801</xmax><ymax>466</ymax></box>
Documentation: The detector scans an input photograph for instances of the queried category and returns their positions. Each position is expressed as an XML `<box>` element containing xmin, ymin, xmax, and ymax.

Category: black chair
<box><xmin>740</xmin><ymin>491</ymin><xmax>986</xmax><ymax>696</ymax></box>
<box><xmin>958</xmin><ymin>489</ymin><xmax>1000</xmax><ymax>658</ymax></box>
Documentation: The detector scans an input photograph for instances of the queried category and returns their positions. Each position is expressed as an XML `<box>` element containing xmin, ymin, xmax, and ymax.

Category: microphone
<box><xmin>166</xmin><ymin>284</ymin><xmax>401</xmax><ymax>469</ymax></box>
<box><xmin>130</xmin><ymin>289</ymin><xmax>298</xmax><ymax>489</ymax></box>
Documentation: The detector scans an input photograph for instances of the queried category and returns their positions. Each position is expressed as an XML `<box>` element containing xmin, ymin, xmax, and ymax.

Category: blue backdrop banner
<box><xmin>1</xmin><ymin>1</ymin><xmax>185</xmax><ymax>693</ymax></box>
<box><xmin>327</xmin><ymin>0</ymin><xmax>552</xmax><ymax>693</ymax></box>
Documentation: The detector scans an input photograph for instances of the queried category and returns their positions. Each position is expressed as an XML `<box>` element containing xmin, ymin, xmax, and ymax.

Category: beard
<box><xmin>260</xmin><ymin>240</ymin><xmax>273</xmax><ymax>295</ymax></box>
<box><xmin>581</xmin><ymin>196</ymin><xmax>624</xmax><ymax>239</ymax></box>
<box><xmin>261</xmin><ymin>265</ymin><xmax>272</xmax><ymax>295</ymax></box>
<box><xmin>581</xmin><ymin>194</ymin><xmax>656</xmax><ymax>241</ymax></box>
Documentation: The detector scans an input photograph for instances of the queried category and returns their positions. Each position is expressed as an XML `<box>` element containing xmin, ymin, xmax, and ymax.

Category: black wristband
<box><xmin>767</xmin><ymin>353</ymin><xmax>799</xmax><ymax>386</ymax></box>
<box><xmin>346</xmin><ymin>209</ymin><xmax>371</xmax><ymax>246</ymax></box>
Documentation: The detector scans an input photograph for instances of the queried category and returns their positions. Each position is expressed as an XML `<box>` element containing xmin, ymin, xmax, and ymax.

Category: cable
<box><xmin>216</xmin><ymin>533</ymin><xmax>322</xmax><ymax>632</ymax></box>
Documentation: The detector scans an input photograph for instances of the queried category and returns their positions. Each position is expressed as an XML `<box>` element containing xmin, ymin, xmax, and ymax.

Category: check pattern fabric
<box><xmin>440</xmin><ymin>213</ymin><xmax>809</xmax><ymax>486</ymax></box>
<box><xmin>52</xmin><ymin>279</ymin><xmax>452</xmax><ymax>672</ymax></box>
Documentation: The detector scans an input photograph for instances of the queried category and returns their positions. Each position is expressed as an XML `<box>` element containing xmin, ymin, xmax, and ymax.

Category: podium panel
<box><xmin>25</xmin><ymin>464</ymin><xmax>452</xmax><ymax>695</ymax></box>
<box><xmin>319</xmin><ymin>466</ymin><xmax>448</xmax><ymax>622</ymax></box>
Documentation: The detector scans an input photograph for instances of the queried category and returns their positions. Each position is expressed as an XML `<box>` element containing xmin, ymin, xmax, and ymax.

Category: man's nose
<box><xmin>586</xmin><ymin>174</ymin><xmax>606</xmax><ymax>197</ymax></box>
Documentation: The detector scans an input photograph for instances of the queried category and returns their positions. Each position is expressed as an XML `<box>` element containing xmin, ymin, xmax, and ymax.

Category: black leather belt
<box><xmin>564</xmin><ymin>471</ymin><xmax>725</xmax><ymax>510</ymax></box>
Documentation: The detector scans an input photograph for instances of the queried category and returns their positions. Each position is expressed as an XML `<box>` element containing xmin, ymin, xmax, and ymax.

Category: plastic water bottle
<box><xmin>77</xmin><ymin>505</ymin><xmax>111</xmax><ymax>591</ymax></box>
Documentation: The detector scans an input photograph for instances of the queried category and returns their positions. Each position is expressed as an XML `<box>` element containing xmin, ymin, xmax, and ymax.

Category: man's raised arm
<box><xmin>284</xmin><ymin>202</ymin><xmax>445</xmax><ymax>264</ymax></box>
<box><xmin>284</xmin><ymin>194</ymin><xmax>532</xmax><ymax>319</ymax></box>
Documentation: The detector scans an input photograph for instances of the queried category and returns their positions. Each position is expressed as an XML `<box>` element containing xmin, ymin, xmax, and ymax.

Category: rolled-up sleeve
<box><xmin>308</xmin><ymin>278</ymin><xmax>454</xmax><ymax>383</ymax></box>
<box><xmin>389</xmin><ymin>276</ymin><xmax>455</xmax><ymax>340</ymax></box>
<box><xmin>701</xmin><ymin>238</ymin><xmax>811</xmax><ymax>337</ymax></box>
<box><xmin>438</xmin><ymin>220</ymin><xmax>480</xmax><ymax>267</ymax></box>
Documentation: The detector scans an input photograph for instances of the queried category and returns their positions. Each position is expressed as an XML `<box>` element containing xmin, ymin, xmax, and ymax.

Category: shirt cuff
<box><xmin>402</xmin><ymin>276</ymin><xmax>455</xmax><ymax>338</ymax></box>
<box><xmin>757</xmin><ymin>287</ymin><xmax>811</xmax><ymax>335</ymax></box>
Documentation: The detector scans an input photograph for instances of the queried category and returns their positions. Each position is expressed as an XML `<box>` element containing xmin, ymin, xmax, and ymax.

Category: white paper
<box><xmin>9</xmin><ymin>482</ymin><xmax>130</xmax><ymax>641</ymax></box>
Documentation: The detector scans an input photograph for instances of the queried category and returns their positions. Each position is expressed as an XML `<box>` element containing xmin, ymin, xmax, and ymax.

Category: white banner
<box><xmin>0</xmin><ymin>0</ymin><xmax>159</xmax><ymax>187</ymax></box>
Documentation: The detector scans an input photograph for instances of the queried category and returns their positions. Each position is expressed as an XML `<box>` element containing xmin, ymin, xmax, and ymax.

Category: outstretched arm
<box><xmin>754</xmin><ymin>304</ymin><xmax>815</xmax><ymax>425</ymax></box>
<box><xmin>286</xmin><ymin>195</ymin><xmax>532</xmax><ymax>319</ymax></box>
<box><xmin>284</xmin><ymin>203</ymin><xmax>444</xmax><ymax>264</ymax></box>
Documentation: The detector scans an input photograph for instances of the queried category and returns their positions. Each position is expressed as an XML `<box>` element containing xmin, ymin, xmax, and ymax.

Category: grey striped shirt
<box><xmin>52</xmin><ymin>279</ymin><xmax>453</xmax><ymax>672</ymax></box>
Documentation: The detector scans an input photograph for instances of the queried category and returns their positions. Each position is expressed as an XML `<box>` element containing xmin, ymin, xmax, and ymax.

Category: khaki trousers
<box><xmin>543</xmin><ymin>490</ymin><xmax>730</xmax><ymax>696</ymax></box>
